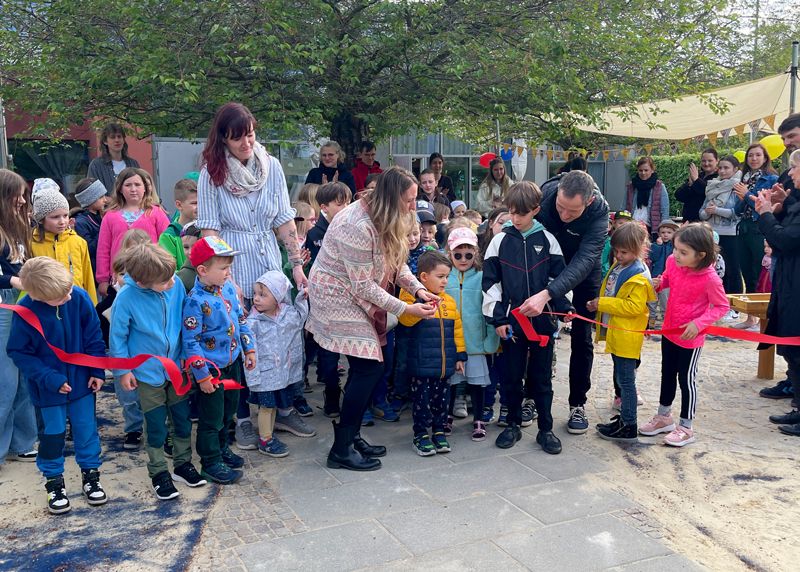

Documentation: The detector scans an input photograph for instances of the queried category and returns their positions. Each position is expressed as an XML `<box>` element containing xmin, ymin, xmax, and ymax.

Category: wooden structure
<box><xmin>728</xmin><ymin>293</ymin><xmax>773</xmax><ymax>380</ymax></box>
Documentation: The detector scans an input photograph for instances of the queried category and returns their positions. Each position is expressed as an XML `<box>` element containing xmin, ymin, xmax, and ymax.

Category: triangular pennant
<box><xmin>644</xmin><ymin>144</ymin><xmax>653</xmax><ymax>155</ymax></box>
<box><xmin>546</xmin><ymin>150</ymin><xmax>554</xmax><ymax>161</ymax></box>
<box><xmin>517</xmin><ymin>146</ymin><xmax>524</xmax><ymax>157</ymax></box>
<box><xmin>681</xmin><ymin>138</ymin><xmax>691</xmax><ymax>148</ymax></box>
<box><xmin>764</xmin><ymin>114</ymin><xmax>776</xmax><ymax>130</ymax></box>
<box><xmin>693</xmin><ymin>135</ymin><xmax>705</xmax><ymax>145</ymax></box>
<box><xmin>612</xmin><ymin>149</ymin><xmax>620</xmax><ymax>159</ymax></box>
<box><xmin>734</xmin><ymin>124</ymin><xmax>745</xmax><ymax>136</ymax></box>
<box><xmin>503</xmin><ymin>143</ymin><xmax>510</xmax><ymax>152</ymax></box>
<box><xmin>748</xmin><ymin>119</ymin><xmax>761</xmax><ymax>134</ymax></box>
<box><xmin>707</xmin><ymin>133</ymin><xmax>718</xmax><ymax>146</ymax></box>
<box><xmin>602</xmin><ymin>150</ymin><xmax>610</xmax><ymax>161</ymax></box>
<box><xmin>720</xmin><ymin>128</ymin><xmax>732</xmax><ymax>145</ymax></box>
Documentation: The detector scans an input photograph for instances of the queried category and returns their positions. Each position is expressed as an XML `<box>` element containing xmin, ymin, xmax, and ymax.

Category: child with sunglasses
<box><xmin>445</xmin><ymin>228</ymin><xmax>500</xmax><ymax>441</ymax></box>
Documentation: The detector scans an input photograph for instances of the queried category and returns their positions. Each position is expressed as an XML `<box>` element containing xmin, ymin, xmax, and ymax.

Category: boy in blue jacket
<box><xmin>7</xmin><ymin>258</ymin><xmax>108</xmax><ymax>515</ymax></box>
<box><xmin>110</xmin><ymin>243</ymin><xmax>204</xmax><ymax>500</ymax></box>
<box><xmin>399</xmin><ymin>250</ymin><xmax>467</xmax><ymax>456</ymax></box>
<box><xmin>182</xmin><ymin>237</ymin><xmax>256</xmax><ymax>484</ymax></box>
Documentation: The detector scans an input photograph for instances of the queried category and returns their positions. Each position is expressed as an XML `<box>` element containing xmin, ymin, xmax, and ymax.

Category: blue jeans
<box><xmin>612</xmin><ymin>355</ymin><xmax>638</xmax><ymax>426</ymax></box>
<box><xmin>114</xmin><ymin>374</ymin><xmax>143</xmax><ymax>434</ymax></box>
<box><xmin>38</xmin><ymin>393</ymin><xmax>101</xmax><ymax>478</ymax></box>
<box><xmin>0</xmin><ymin>289</ymin><xmax>38</xmax><ymax>463</ymax></box>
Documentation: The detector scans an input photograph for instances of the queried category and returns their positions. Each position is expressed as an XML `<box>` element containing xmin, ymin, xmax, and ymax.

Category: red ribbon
<box><xmin>511</xmin><ymin>307</ymin><xmax>800</xmax><ymax>346</ymax></box>
<box><xmin>184</xmin><ymin>355</ymin><xmax>245</xmax><ymax>391</ymax></box>
<box><xmin>2</xmin><ymin>303</ymin><xmax>243</xmax><ymax>395</ymax></box>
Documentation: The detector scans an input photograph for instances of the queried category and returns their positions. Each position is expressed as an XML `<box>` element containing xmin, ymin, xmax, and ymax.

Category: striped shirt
<box><xmin>197</xmin><ymin>155</ymin><xmax>296</xmax><ymax>298</ymax></box>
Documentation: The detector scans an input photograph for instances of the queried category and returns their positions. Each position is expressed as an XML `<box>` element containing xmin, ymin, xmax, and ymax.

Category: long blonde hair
<box><xmin>364</xmin><ymin>166</ymin><xmax>416</xmax><ymax>274</ymax></box>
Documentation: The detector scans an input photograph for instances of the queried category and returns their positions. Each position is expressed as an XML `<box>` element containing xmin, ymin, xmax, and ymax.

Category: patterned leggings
<box><xmin>411</xmin><ymin>377</ymin><xmax>449</xmax><ymax>436</ymax></box>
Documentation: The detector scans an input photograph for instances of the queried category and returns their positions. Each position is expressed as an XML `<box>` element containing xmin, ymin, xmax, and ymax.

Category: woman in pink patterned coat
<box><xmin>307</xmin><ymin>166</ymin><xmax>438</xmax><ymax>471</ymax></box>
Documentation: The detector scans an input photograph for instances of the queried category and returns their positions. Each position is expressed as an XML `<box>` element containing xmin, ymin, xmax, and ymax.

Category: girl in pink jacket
<box><xmin>639</xmin><ymin>223</ymin><xmax>729</xmax><ymax>447</ymax></box>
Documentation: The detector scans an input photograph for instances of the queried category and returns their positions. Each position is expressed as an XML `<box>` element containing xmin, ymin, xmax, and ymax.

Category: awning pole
<box><xmin>791</xmin><ymin>41</ymin><xmax>799</xmax><ymax>115</ymax></box>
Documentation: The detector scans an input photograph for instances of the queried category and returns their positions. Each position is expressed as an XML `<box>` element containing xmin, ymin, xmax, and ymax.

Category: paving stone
<box><xmin>609</xmin><ymin>553</ymin><xmax>707</xmax><ymax>571</ymax></box>
<box><xmin>237</xmin><ymin>520</ymin><xmax>408</xmax><ymax>571</ymax></box>
<box><xmin>510</xmin><ymin>447</ymin><xmax>609</xmax><ymax>481</ymax></box>
<box><xmin>499</xmin><ymin>477</ymin><xmax>634</xmax><ymax>524</ymax></box>
<box><xmin>493</xmin><ymin>514</ymin><xmax>672</xmax><ymax>570</ymax></box>
<box><xmin>363</xmin><ymin>541</ymin><xmax>529</xmax><ymax>571</ymax></box>
<box><xmin>378</xmin><ymin>494</ymin><xmax>540</xmax><ymax>555</ymax></box>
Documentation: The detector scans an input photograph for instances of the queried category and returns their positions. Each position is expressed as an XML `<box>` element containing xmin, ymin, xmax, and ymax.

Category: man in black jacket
<box><xmin>519</xmin><ymin>170</ymin><xmax>609</xmax><ymax>434</ymax></box>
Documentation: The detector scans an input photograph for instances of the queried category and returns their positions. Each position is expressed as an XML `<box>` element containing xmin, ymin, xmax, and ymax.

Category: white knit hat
<box><xmin>32</xmin><ymin>187</ymin><xmax>69</xmax><ymax>223</ymax></box>
<box><xmin>31</xmin><ymin>178</ymin><xmax>61</xmax><ymax>199</ymax></box>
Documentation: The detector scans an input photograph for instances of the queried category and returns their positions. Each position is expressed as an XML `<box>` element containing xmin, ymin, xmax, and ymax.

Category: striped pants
<box><xmin>659</xmin><ymin>337</ymin><xmax>702</xmax><ymax>421</ymax></box>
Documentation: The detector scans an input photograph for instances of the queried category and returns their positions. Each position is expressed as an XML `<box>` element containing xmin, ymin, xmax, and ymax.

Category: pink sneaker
<box><xmin>638</xmin><ymin>414</ymin><xmax>675</xmax><ymax>436</ymax></box>
<box><xmin>612</xmin><ymin>397</ymin><xmax>621</xmax><ymax>411</ymax></box>
<box><xmin>664</xmin><ymin>426</ymin><xmax>696</xmax><ymax>447</ymax></box>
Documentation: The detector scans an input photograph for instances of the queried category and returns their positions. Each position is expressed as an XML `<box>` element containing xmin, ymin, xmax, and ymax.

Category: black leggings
<box><xmin>659</xmin><ymin>337</ymin><xmax>702</xmax><ymax>421</ymax></box>
<box><xmin>718</xmin><ymin>234</ymin><xmax>743</xmax><ymax>294</ymax></box>
<box><xmin>340</xmin><ymin>354</ymin><xmax>384</xmax><ymax>429</ymax></box>
<box><xmin>448</xmin><ymin>384</ymin><xmax>486</xmax><ymax>422</ymax></box>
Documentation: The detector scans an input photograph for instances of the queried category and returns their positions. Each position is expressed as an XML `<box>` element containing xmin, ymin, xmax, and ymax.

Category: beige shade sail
<box><xmin>578</xmin><ymin>73</ymin><xmax>792</xmax><ymax>140</ymax></box>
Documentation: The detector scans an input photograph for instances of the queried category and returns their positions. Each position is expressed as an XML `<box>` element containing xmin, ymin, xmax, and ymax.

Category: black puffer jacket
<box><xmin>305</xmin><ymin>164</ymin><xmax>357</xmax><ymax>195</ymax></box>
<box><xmin>675</xmin><ymin>171</ymin><xmax>718</xmax><ymax>222</ymax></box>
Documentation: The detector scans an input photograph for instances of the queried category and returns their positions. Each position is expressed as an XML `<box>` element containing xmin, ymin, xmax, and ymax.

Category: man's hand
<box><xmin>119</xmin><ymin>372</ymin><xmax>137</xmax><ymax>391</ymax></box>
<box><xmin>88</xmin><ymin>377</ymin><xmax>104</xmax><ymax>392</ymax></box>
<box><xmin>518</xmin><ymin>290</ymin><xmax>551</xmax><ymax>317</ymax></box>
<box><xmin>59</xmin><ymin>382</ymin><xmax>72</xmax><ymax>394</ymax></box>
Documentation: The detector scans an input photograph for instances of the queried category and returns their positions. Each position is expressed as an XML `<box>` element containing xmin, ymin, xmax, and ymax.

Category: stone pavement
<box><xmin>191</xmin><ymin>380</ymin><xmax>704</xmax><ymax>571</ymax></box>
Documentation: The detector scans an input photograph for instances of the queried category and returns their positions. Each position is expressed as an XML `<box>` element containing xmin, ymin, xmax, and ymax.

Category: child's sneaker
<box><xmin>235</xmin><ymin>420</ymin><xmax>259</xmax><ymax>450</ymax></box>
<box><xmin>431</xmin><ymin>432</ymin><xmax>451</xmax><ymax>453</ymax></box>
<box><xmin>163</xmin><ymin>434</ymin><xmax>173</xmax><ymax>458</ymax></box>
<box><xmin>258</xmin><ymin>437</ymin><xmax>289</xmax><ymax>458</ymax></box>
<box><xmin>453</xmin><ymin>396</ymin><xmax>468</xmax><ymax>419</ymax></box>
<box><xmin>472</xmin><ymin>421</ymin><xmax>487</xmax><ymax>442</ymax></box>
<box><xmin>201</xmin><ymin>462</ymin><xmax>243</xmax><ymax>484</ymax></box>
<box><xmin>412</xmin><ymin>434</ymin><xmax>436</xmax><ymax>456</ymax></box>
<box><xmin>482</xmin><ymin>406</ymin><xmax>494</xmax><ymax>423</ymax></box>
<box><xmin>664</xmin><ymin>426</ymin><xmax>695</xmax><ymax>447</ymax></box>
<box><xmin>303</xmin><ymin>378</ymin><xmax>313</xmax><ymax>393</ymax></box>
<box><xmin>151</xmin><ymin>471</ymin><xmax>180</xmax><ymax>500</ymax></box>
<box><xmin>567</xmin><ymin>406</ymin><xmax>589</xmax><ymax>434</ymax></box>
<box><xmin>390</xmin><ymin>395</ymin><xmax>410</xmax><ymax>413</ymax></box>
<box><xmin>123</xmin><ymin>431</ymin><xmax>142</xmax><ymax>450</ymax></box>
<box><xmin>275</xmin><ymin>410</ymin><xmax>317</xmax><ymax>437</ymax></box>
<box><xmin>361</xmin><ymin>408</ymin><xmax>375</xmax><ymax>427</ymax></box>
<box><xmin>596</xmin><ymin>416</ymin><xmax>638</xmax><ymax>443</ymax></box>
<box><xmin>81</xmin><ymin>469</ymin><xmax>108</xmax><ymax>505</ymax></box>
<box><xmin>12</xmin><ymin>449</ymin><xmax>37</xmax><ymax>462</ymax></box>
<box><xmin>372</xmin><ymin>400</ymin><xmax>400</xmax><ymax>422</ymax></box>
<box><xmin>495</xmin><ymin>424</ymin><xmax>522</xmax><ymax>449</ymax></box>
<box><xmin>294</xmin><ymin>398</ymin><xmax>314</xmax><ymax>417</ymax></box>
<box><xmin>221</xmin><ymin>446</ymin><xmax>245</xmax><ymax>468</ymax></box>
<box><xmin>171</xmin><ymin>462</ymin><xmax>208</xmax><ymax>487</ymax></box>
<box><xmin>638</xmin><ymin>414</ymin><xmax>676</xmax><ymax>436</ymax></box>
<box><xmin>521</xmin><ymin>399</ymin><xmax>537</xmax><ymax>427</ymax></box>
<box><xmin>497</xmin><ymin>405</ymin><xmax>509</xmax><ymax>427</ymax></box>
<box><xmin>45</xmin><ymin>476</ymin><xmax>71</xmax><ymax>514</ymax></box>
<box><xmin>443</xmin><ymin>416</ymin><xmax>454</xmax><ymax>436</ymax></box>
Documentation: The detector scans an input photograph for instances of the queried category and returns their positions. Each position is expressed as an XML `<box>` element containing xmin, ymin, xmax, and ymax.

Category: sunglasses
<box><xmin>452</xmin><ymin>252</ymin><xmax>474</xmax><ymax>261</ymax></box>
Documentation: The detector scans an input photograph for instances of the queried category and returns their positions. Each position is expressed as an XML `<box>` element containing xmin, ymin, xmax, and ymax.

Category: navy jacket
<box><xmin>305</xmin><ymin>164</ymin><xmax>357</xmax><ymax>196</ymax></box>
<box><xmin>306</xmin><ymin>213</ymin><xmax>330</xmax><ymax>267</ymax></box>
<box><xmin>7</xmin><ymin>287</ymin><xmax>106</xmax><ymax>408</ymax></box>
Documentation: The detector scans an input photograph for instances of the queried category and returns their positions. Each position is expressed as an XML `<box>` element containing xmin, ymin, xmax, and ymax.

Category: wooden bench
<box><xmin>727</xmin><ymin>293</ymin><xmax>774</xmax><ymax>380</ymax></box>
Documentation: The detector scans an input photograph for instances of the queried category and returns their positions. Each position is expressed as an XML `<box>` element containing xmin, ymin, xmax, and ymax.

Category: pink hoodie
<box><xmin>658</xmin><ymin>255</ymin><xmax>729</xmax><ymax>349</ymax></box>
<box><xmin>96</xmin><ymin>208</ymin><xmax>170</xmax><ymax>283</ymax></box>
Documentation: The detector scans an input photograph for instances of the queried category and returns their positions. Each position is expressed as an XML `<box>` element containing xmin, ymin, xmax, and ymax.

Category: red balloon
<box><xmin>479</xmin><ymin>152</ymin><xmax>497</xmax><ymax>168</ymax></box>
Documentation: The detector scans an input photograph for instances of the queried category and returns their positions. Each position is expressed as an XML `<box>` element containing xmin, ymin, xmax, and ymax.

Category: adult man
<box><xmin>759</xmin><ymin>112</ymin><xmax>800</xmax><ymax>400</ymax></box>
<box><xmin>518</xmin><ymin>170</ymin><xmax>609</xmax><ymax>434</ymax></box>
<box><xmin>351</xmin><ymin>140</ymin><xmax>383</xmax><ymax>193</ymax></box>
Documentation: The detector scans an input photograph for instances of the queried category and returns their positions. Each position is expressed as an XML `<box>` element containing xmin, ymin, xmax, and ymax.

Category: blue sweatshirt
<box><xmin>182</xmin><ymin>278</ymin><xmax>255</xmax><ymax>383</ymax></box>
<box><xmin>109</xmin><ymin>274</ymin><xmax>185</xmax><ymax>386</ymax></box>
<box><xmin>6</xmin><ymin>287</ymin><xmax>106</xmax><ymax>408</ymax></box>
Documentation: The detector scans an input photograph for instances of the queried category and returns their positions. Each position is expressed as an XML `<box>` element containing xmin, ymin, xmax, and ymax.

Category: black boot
<box><xmin>353</xmin><ymin>432</ymin><xmax>387</xmax><ymax>458</ymax></box>
<box><xmin>769</xmin><ymin>409</ymin><xmax>800</xmax><ymax>425</ymax></box>
<box><xmin>327</xmin><ymin>421</ymin><xmax>381</xmax><ymax>471</ymax></box>
<box><xmin>323</xmin><ymin>385</ymin><xmax>341</xmax><ymax>418</ymax></box>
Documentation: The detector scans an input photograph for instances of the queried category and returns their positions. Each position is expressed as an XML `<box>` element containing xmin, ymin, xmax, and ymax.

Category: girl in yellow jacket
<box><xmin>587</xmin><ymin>221</ymin><xmax>655</xmax><ymax>442</ymax></box>
<box><xmin>30</xmin><ymin>179</ymin><xmax>98</xmax><ymax>304</ymax></box>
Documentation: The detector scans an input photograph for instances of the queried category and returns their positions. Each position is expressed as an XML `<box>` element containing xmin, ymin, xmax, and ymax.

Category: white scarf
<box><xmin>224</xmin><ymin>141</ymin><xmax>270</xmax><ymax>197</ymax></box>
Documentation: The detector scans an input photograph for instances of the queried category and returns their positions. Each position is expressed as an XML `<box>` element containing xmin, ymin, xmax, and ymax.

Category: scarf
<box><xmin>631</xmin><ymin>174</ymin><xmax>658</xmax><ymax>208</ymax></box>
<box><xmin>224</xmin><ymin>142</ymin><xmax>270</xmax><ymax>197</ymax></box>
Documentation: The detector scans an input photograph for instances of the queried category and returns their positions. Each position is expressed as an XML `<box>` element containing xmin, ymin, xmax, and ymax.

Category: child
<box><xmin>640</xmin><ymin>223</ymin><xmax>729</xmax><ymax>446</ymax></box>
<box><xmin>0</xmin><ymin>169</ymin><xmax>38</xmax><ymax>467</ymax></box>
<box><xmin>177</xmin><ymin>221</ymin><xmax>202</xmax><ymax>291</ymax></box>
<box><xmin>182</xmin><ymin>237</ymin><xmax>256</xmax><ymax>483</ymax></box>
<box><xmin>7</xmin><ymin>258</ymin><xmax>107</xmax><ymax>514</ymax></box>
<box><xmin>418</xmin><ymin>209</ymin><xmax>438</xmax><ymax>249</ymax></box>
<box><xmin>602</xmin><ymin>210</ymin><xmax>632</xmax><ymax>278</ymax></box>
<box><xmin>407</xmin><ymin>218</ymin><xmax>433</xmax><ymax>274</ymax></box>
<box><xmin>482</xmin><ymin>181</ymin><xmax>572</xmax><ymax>454</ymax></box>
<box><xmin>306</xmin><ymin>183</ymin><xmax>352</xmax><ymax>418</ymax></box>
<box><xmin>72</xmin><ymin>178</ymin><xmax>108</xmax><ymax>275</ymax></box>
<box><xmin>245</xmin><ymin>271</ymin><xmax>309</xmax><ymax>457</ymax></box>
<box><xmin>450</xmin><ymin>200</ymin><xmax>467</xmax><ymax>218</ymax></box>
<box><xmin>756</xmin><ymin>241</ymin><xmax>772</xmax><ymax>293</ymax></box>
<box><xmin>159</xmin><ymin>178</ymin><xmax>198</xmax><ymax>269</ymax></box>
<box><xmin>399</xmin><ymin>251</ymin><xmax>467</xmax><ymax>455</ymax></box>
<box><xmin>417</xmin><ymin>168</ymin><xmax>449</xmax><ymax>208</ymax></box>
<box><xmin>297</xmin><ymin>183</ymin><xmax>320</xmax><ymax>217</ymax></box>
<box><xmin>110</xmin><ymin>243</ymin><xmax>204</xmax><ymax>499</ymax></box>
<box><xmin>649</xmin><ymin>219</ymin><xmax>679</xmax><ymax>321</ymax></box>
<box><xmin>464</xmin><ymin>209</ymin><xmax>483</xmax><ymax>229</ymax></box>
<box><xmin>96</xmin><ymin>167</ymin><xmax>170</xmax><ymax>298</ymax></box>
<box><xmin>434</xmin><ymin>203</ymin><xmax>451</xmax><ymax>247</ymax></box>
<box><xmin>30</xmin><ymin>179</ymin><xmax>98</xmax><ymax>303</ymax></box>
<box><xmin>588</xmin><ymin>223</ymin><xmax>656</xmax><ymax>441</ymax></box>
<box><xmin>445</xmin><ymin>228</ymin><xmax>499</xmax><ymax>441</ymax></box>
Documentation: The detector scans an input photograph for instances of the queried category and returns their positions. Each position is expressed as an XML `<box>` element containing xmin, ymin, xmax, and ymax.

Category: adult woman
<box><xmin>305</xmin><ymin>141</ymin><xmax>357</xmax><ymax>196</ymax></box>
<box><xmin>196</xmin><ymin>102</ymin><xmax>306</xmax><ymax>302</ymax></box>
<box><xmin>475</xmin><ymin>158</ymin><xmax>512</xmax><ymax>217</ymax></box>
<box><xmin>429</xmin><ymin>152</ymin><xmax>456</xmax><ymax>203</ymax></box>
<box><xmin>755</xmin><ymin>149</ymin><xmax>800</xmax><ymax>436</ymax></box>
<box><xmin>674</xmin><ymin>148</ymin><xmax>719</xmax><ymax>222</ymax></box>
<box><xmin>87</xmin><ymin>123</ymin><xmax>141</xmax><ymax>195</ymax></box>
<box><xmin>307</xmin><ymin>166</ymin><xmax>438</xmax><ymax>471</ymax></box>
<box><xmin>625</xmin><ymin>157</ymin><xmax>670</xmax><ymax>235</ymax></box>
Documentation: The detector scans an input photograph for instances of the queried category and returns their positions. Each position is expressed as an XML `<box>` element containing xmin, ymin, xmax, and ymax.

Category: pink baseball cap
<box><xmin>448</xmin><ymin>227</ymin><xmax>478</xmax><ymax>250</ymax></box>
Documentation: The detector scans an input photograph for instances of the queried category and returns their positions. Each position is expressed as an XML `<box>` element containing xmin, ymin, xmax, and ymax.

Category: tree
<box><xmin>1</xmin><ymin>0</ymin><xmax>747</xmax><ymax>161</ymax></box>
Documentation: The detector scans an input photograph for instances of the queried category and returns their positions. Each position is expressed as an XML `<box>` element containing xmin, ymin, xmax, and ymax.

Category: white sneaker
<box><xmin>453</xmin><ymin>396</ymin><xmax>468</xmax><ymax>419</ymax></box>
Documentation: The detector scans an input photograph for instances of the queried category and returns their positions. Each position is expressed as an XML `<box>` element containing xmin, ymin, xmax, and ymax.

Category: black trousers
<box><xmin>659</xmin><ymin>338</ymin><xmax>702</xmax><ymax>421</ymax></box>
<box><xmin>500</xmin><ymin>337</ymin><xmax>554</xmax><ymax>430</ymax></box>
<box><xmin>568</xmin><ymin>270</ymin><xmax>602</xmax><ymax>407</ymax></box>
<box><xmin>340</xmin><ymin>354</ymin><xmax>384</xmax><ymax>429</ymax></box>
<box><xmin>718</xmin><ymin>234</ymin><xmax>743</xmax><ymax>294</ymax></box>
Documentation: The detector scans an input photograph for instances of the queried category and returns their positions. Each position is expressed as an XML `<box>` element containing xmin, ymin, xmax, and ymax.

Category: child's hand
<box><xmin>455</xmin><ymin>361</ymin><xmax>465</xmax><ymax>374</ymax></box>
<box><xmin>87</xmin><ymin>377</ymin><xmax>104</xmax><ymax>392</ymax></box>
<box><xmin>59</xmin><ymin>382</ymin><xmax>72</xmax><ymax>394</ymax></box>
<box><xmin>119</xmin><ymin>373</ymin><xmax>137</xmax><ymax>391</ymax></box>
<box><xmin>496</xmin><ymin>325</ymin><xmax>511</xmax><ymax>339</ymax></box>
<box><xmin>705</xmin><ymin>203</ymin><xmax>717</xmax><ymax>215</ymax></box>
<box><xmin>652</xmin><ymin>276</ymin><xmax>662</xmax><ymax>290</ymax></box>
<box><xmin>586</xmin><ymin>298</ymin><xmax>599</xmax><ymax>312</ymax></box>
<box><xmin>98</xmin><ymin>282</ymin><xmax>109</xmax><ymax>298</ymax></box>
<box><xmin>680</xmin><ymin>321</ymin><xmax>700</xmax><ymax>340</ymax></box>
<box><xmin>301</xmin><ymin>248</ymin><xmax>311</xmax><ymax>266</ymax></box>
<box><xmin>198</xmin><ymin>380</ymin><xmax>217</xmax><ymax>394</ymax></box>
<box><xmin>245</xmin><ymin>353</ymin><xmax>257</xmax><ymax>371</ymax></box>
<box><xmin>656</xmin><ymin>236</ymin><xmax>663</xmax><ymax>245</ymax></box>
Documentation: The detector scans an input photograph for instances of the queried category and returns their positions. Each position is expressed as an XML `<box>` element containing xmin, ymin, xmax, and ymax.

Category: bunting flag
<box><xmin>546</xmin><ymin>150</ymin><xmax>554</xmax><ymax>161</ymax></box>
<box><xmin>612</xmin><ymin>149</ymin><xmax>620</xmax><ymax>159</ymax></box>
<box><xmin>681</xmin><ymin>139</ymin><xmax>691</xmax><ymax>148</ymax></box>
<box><xmin>720</xmin><ymin>128</ymin><xmax>732</xmax><ymax>145</ymax></box>
<box><xmin>693</xmin><ymin>135</ymin><xmax>705</xmax><ymax>145</ymax></box>
<box><xmin>734</xmin><ymin>124</ymin><xmax>745</xmax><ymax>136</ymax></box>
<box><xmin>502</xmin><ymin>143</ymin><xmax>510</xmax><ymax>152</ymax></box>
<box><xmin>644</xmin><ymin>144</ymin><xmax>653</xmax><ymax>155</ymax></box>
<box><xmin>764</xmin><ymin>114</ymin><xmax>776</xmax><ymax>130</ymax></box>
<box><xmin>602</xmin><ymin>150</ymin><xmax>610</xmax><ymax>161</ymax></box>
<box><xmin>707</xmin><ymin>132</ymin><xmax>718</xmax><ymax>147</ymax></box>
<box><xmin>517</xmin><ymin>146</ymin><xmax>524</xmax><ymax>157</ymax></box>
<box><xmin>748</xmin><ymin>119</ymin><xmax>761</xmax><ymax>134</ymax></box>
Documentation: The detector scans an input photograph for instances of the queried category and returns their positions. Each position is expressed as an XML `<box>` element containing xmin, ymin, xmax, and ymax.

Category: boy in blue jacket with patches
<box><xmin>110</xmin><ymin>243</ymin><xmax>204</xmax><ymax>500</ymax></box>
<box><xmin>182</xmin><ymin>237</ymin><xmax>256</xmax><ymax>484</ymax></box>
<box><xmin>7</xmin><ymin>258</ymin><xmax>108</xmax><ymax>515</ymax></box>
<box><xmin>399</xmin><ymin>250</ymin><xmax>467</xmax><ymax>456</ymax></box>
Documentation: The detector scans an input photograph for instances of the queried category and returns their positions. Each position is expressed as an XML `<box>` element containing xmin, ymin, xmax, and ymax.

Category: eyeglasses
<box><xmin>452</xmin><ymin>252</ymin><xmax>474</xmax><ymax>261</ymax></box>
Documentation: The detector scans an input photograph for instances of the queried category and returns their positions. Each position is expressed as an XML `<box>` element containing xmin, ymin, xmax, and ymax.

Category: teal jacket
<box><xmin>445</xmin><ymin>267</ymin><xmax>500</xmax><ymax>355</ymax></box>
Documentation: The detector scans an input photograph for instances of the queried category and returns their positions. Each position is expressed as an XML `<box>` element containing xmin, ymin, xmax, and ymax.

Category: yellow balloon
<box><xmin>760</xmin><ymin>134</ymin><xmax>786</xmax><ymax>160</ymax></box>
<box><xmin>733</xmin><ymin>150</ymin><xmax>746</xmax><ymax>163</ymax></box>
